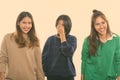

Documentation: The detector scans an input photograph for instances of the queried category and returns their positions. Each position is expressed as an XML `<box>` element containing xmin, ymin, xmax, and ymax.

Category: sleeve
<box><xmin>81</xmin><ymin>37</ymin><xmax>89</xmax><ymax>74</ymax></box>
<box><xmin>115</xmin><ymin>37</ymin><xmax>120</xmax><ymax>77</ymax></box>
<box><xmin>60</xmin><ymin>36</ymin><xmax>77</xmax><ymax>57</ymax></box>
<box><xmin>0</xmin><ymin>35</ymin><xmax>8</xmax><ymax>72</ymax></box>
<box><xmin>34</xmin><ymin>47</ymin><xmax>45</xmax><ymax>80</ymax></box>
<box><xmin>42</xmin><ymin>38</ymin><xmax>50</xmax><ymax>75</ymax></box>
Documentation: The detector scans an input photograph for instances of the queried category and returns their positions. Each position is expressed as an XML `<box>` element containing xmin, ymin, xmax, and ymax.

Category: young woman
<box><xmin>42</xmin><ymin>15</ymin><xmax>77</xmax><ymax>80</ymax></box>
<box><xmin>0</xmin><ymin>11</ymin><xmax>44</xmax><ymax>80</ymax></box>
<box><xmin>81</xmin><ymin>9</ymin><xmax>120</xmax><ymax>80</ymax></box>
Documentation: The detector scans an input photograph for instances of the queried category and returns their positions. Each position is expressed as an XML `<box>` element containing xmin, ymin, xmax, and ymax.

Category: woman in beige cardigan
<box><xmin>0</xmin><ymin>11</ymin><xmax>44</xmax><ymax>80</ymax></box>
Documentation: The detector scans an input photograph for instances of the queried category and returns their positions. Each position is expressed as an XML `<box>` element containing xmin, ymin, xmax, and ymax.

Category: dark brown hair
<box><xmin>15</xmin><ymin>11</ymin><xmax>39</xmax><ymax>48</ymax></box>
<box><xmin>88</xmin><ymin>9</ymin><xmax>111</xmax><ymax>55</ymax></box>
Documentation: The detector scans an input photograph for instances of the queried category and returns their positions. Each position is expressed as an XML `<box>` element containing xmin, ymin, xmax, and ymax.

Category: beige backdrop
<box><xmin>0</xmin><ymin>0</ymin><xmax>120</xmax><ymax>80</ymax></box>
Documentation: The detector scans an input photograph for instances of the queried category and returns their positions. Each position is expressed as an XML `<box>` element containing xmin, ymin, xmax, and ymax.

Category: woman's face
<box><xmin>19</xmin><ymin>16</ymin><xmax>32</xmax><ymax>35</ymax></box>
<box><xmin>94</xmin><ymin>16</ymin><xmax>107</xmax><ymax>36</ymax></box>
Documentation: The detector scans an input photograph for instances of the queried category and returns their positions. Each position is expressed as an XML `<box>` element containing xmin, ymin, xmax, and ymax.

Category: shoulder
<box><xmin>83</xmin><ymin>36</ymin><xmax>89</xmax><ymax>42</ymax></box>
<box><xmin>45</xmin><ymin>35</ymin><xmax>57</xmax><ymax>43</ymax></box>
<box><xmin>112</xmin><ymin>33</ymin><xmax>120</xmax><ymax>40</ymax></box>
<box><xmin>67</xmin><ymin>35</ymin><xmax>77</xmax><ymax>39</ymax></box>
<box><xmin>112</xmin><ymin>33</ymin><xmax>120</xmax><ymax>44</ymax></box>
<box><xmin>1</xmin><ymin>33</ymin><xmax>14</xmax><ymax>45</ymax></box>
<box><xmin>47</xmin><ymin>35</ymin><xmax>56</xmax><ymax>39</ymax></box>
<box><xmin>3</xmin><ymin>33</ymin><xmax>14</xmax><ymax>40</ymax></box>
<box><xmin>46</xmin><ymin>35</ymin><xmax>57</xmax><ymax>42</ymax></box>
<box><xmin>112</xmin><ymin>33</ymin><xmax>120</xmax><ymax>48</ymax></box>
<box><xmin>82</xmin><ymin>36</ymin><xmax>89</xmax><ymax>46</ymax></box>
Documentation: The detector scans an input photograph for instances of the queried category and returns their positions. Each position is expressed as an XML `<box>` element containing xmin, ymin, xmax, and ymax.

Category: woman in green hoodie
<box><xmin>81</xmin><ymin>9</ymin><xmax>120</xmax><ymax>80</ymax></box>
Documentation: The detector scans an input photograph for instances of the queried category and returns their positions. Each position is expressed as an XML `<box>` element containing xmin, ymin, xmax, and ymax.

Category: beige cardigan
<box><xmin>0</xmin><ymin>33</ymin><xmax>45</xmax><ymax>80</ymax></box>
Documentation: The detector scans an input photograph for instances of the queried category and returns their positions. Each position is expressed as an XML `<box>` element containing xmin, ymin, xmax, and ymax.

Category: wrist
<box><xmin>60</xmin><ymin>35</ymin><xmax>66</xmax><ymax>43</ymax></box>
<box><xmin>117</xmin><ymin>76</ymin><xmax>120</xmax><ymax>80</ymax></box>
<box><xmin>0</xmin><ymin>72</ymin><xmax>5</xmax><ymax>80</ymax></box>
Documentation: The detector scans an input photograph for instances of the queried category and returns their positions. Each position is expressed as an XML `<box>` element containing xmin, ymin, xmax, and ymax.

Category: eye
<box><xmin>102</xmin><ymin>21</ymin><xmax>105</xmax><ymax>24</ymax></box>
<box><xmin>28</xmin><ymin>22</ymin><xmax>32</xmax><ymax>24</ymax></box>
<box><xmin>22</xmin><ymin>22</ymin><xmax>26</xmax><ymax>24</ymax></box>
<box><xmin>95</xmin><ymin>23</ymin><xmax>100</xmax><ymax>26</ymax></box>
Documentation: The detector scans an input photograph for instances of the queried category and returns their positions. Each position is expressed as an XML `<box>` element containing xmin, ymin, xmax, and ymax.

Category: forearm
<box><xmin>0</xmin><ymin>72</ymin><xmax>5</xmax><ymax>80</ymax></box>
<box><xmin>59</xmin><ymin>33</ymin><xmax>66</xmax><ymax>43</ymax></box>
<box><xmin>35</xmin><ymin>47</ymin><xmax>45</xmax><ymax>80</ymax></box>
<box><xmin>36</xmin><ymin>62</ymin><xmax>45</xmax><ymax>80</ymax></box>
<box><xmin>81</xmin><ymin>74</ymin><xmax>84</xmax><ymax>80</ymax></box>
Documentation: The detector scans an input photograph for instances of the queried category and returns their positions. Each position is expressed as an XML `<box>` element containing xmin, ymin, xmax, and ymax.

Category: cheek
<box><xmin>94</xmin><ymin>26</ymin><xmax>98</xmax><ymax>31</ymax></box>
<box><xmin>29</xmin><ymin>25</ymin><xmax>32</xmax><ymax>29</ymax></box>
<box><xmin>19</xmin><ymin>25</ymin><xmax>23</xmax><ymax>29</ymax></box>
<box><xmin>28</xmin><ymin>27</ymin><xmax>32</xmax><ymax>31</ymax></box>
<box><xmin>19</xmin><ymin>23</ymin><xmax>25</xmax><ymax>28</ymax></box>
<box><xmin>104</xmin><ymin>24</ymin><xmax>108</xmax><ymax>29</ymax></box>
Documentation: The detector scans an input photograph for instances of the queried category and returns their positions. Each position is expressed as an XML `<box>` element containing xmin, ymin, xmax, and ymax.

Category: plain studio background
<box><xmin>0</xmin><ymin>0</ymin><xmax>120</xmax><ymax>80</ymax></box>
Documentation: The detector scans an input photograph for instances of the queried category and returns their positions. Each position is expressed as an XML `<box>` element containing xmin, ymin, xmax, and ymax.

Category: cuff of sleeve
<box><xmin>116</xmin><ymin>64</ymin><xmax>120</xmax><ymax>77</ymax></box>
<box><xmin>117</xmin><ymin>73</ymin><xmax>120</xmax><ymax>77</ymax></box>
<box><xmin>61</xmin><ymin>41</ymin><xmax>67</xmax><ymax>45</ymax></box>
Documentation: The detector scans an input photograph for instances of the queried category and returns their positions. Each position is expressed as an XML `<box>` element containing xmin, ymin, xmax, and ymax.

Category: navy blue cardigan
<box><xmin>42</xmin><ymin>35</ymin><xmax>77</xmax><ymax>77</ymax></box>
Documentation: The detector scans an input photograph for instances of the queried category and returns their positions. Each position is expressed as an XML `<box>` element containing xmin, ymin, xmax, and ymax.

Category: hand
<box><xmin>57</xmin><ymin>25</ymin><xmax>65</xmax><ymax>35</ymax></box>
<box><xmin>0</xmin><ymin>72</ymin><xmax>5</xmax><ymax>80</ymax></box>
<box><xmin>57</xmin><ymin>25</ymin><xmax>66</xmax><ymax>42</ymax></box>
<box><xmin>117</xmin><ymin>76</ymin><xmax>120</xmax><ymax>80</ymax></box>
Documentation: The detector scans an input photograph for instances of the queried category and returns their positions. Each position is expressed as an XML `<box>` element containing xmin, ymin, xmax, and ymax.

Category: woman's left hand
<box><xmin>117</xmin><ymin>76</ymin><xmax>120</xmax><ymax>80</ymax></box>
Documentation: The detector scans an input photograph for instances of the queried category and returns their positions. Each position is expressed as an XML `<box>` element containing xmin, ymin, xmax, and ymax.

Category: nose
<box><xmin>99</xmin><ymin>23</ymin><xmax>104</xmax><ymax>28</ymax></box>
<box><xmin>25</xmin><ymin>23</ymin><xmax>30</xmax><ymax>27</ymax></box>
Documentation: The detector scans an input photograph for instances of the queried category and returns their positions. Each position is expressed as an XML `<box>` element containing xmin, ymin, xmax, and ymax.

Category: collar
<box><xmin>107</xmin><ymin>33</ymin><xmax>116</xmax><ymax>40</ymax></box>
<box><xmin>96</xmin><ymin>33</ymin><xmax>117</xmax><ymax>41</ymax></box>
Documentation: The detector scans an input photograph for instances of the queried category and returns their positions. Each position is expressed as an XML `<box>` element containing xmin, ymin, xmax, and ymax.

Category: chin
<box><xmin>100</xmin><ymin>33</ymin><xmax>106</xmax><ymax>35</ymax></box>
<box><xmin>23</xmin><ymin>31</ymin><xmax>29</xmax><ymax>34</ymax></box>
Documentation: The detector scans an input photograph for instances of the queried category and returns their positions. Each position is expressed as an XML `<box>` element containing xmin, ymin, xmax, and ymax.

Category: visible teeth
<box><xmin>24</xmin><ymin>29</ymin><xmax>29</xmax><ymax>30</ymax></box>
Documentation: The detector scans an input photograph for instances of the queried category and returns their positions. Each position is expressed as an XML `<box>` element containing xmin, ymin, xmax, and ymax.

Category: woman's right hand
<box><xmin>0</xmin><ymin>72</ymin><xmax>5</xmax><ymax>80</ymax></box>
<box><xmin>57</xmin><ymin>25</ymin><xmax>66</xmax><ymax>42</ymax></box>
